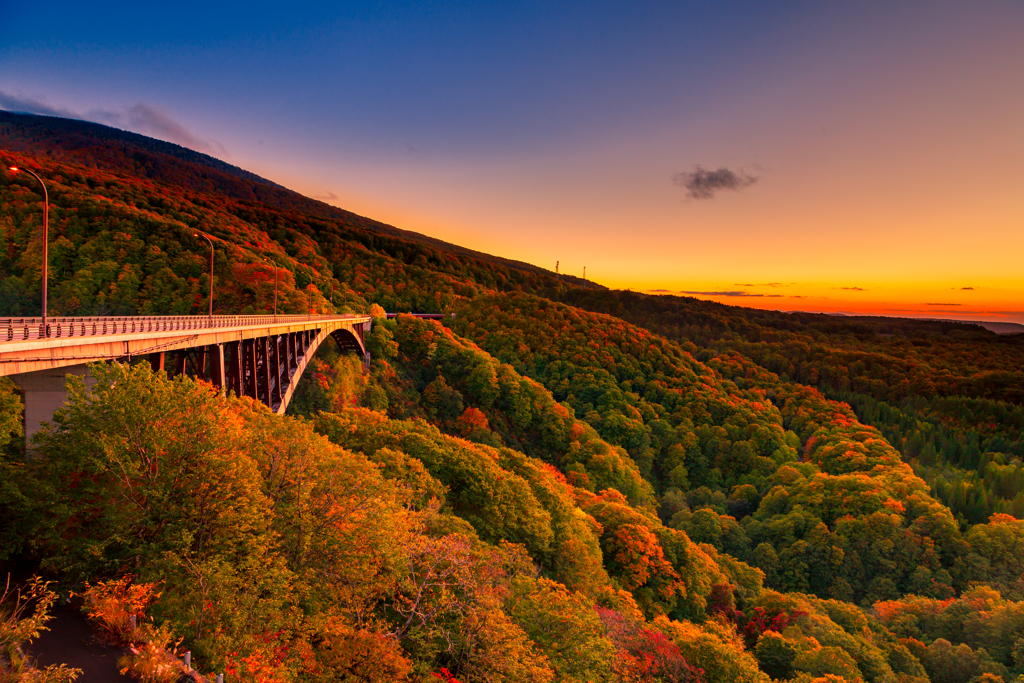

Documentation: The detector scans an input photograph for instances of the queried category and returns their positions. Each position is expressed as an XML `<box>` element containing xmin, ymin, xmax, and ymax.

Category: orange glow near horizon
<box><xmin>635</xmin><ymin>286</ymin><xmax>1024</xmax><ymax>326</ymax></box>
<box><xmin>283</xmin><ymin>173</ymin><xmax>1024</xmax><ymax>326</ymax></box>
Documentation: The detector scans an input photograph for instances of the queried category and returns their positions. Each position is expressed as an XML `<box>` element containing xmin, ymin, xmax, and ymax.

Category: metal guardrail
<box><xmin>1</xmin><ymin>314</ymin><xmax>369</xmax><ymax>343</ymax></box>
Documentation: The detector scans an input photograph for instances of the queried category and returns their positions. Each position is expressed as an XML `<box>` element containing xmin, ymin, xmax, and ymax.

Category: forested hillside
<box><xmin>1</xmin><ymin>113</ymin><xmax>1022</xmax><ymax>683</ymax></box>
<box><xmin>558</xmin><ymin>290</ymin><xmax>1024</xmax><ymax>525</ymax></box>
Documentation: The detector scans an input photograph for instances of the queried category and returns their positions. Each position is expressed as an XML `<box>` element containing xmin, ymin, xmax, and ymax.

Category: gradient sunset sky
<box><xmin>2</xmin><ymin>1</ymin><xmax>1022</xmax><ymax>323</ymax></box>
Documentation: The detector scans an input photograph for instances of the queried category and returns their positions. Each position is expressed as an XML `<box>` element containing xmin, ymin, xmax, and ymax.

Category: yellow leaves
<box><xmin>459</xmin><ymin>595</ymin><xmax>556</xmax><ymax>683</ymax></box>
<box><xmin>792</xmin><ymin>645</ymin><xmax>864</xmax><ymax>683</ymax></box>
<box><xmin>314</xmin><ymin>623</ymin><xmax>412</xmax><ymax>683</ymax></box>
<box><xmin>655</xmin><ymin>616</ymin><xmax>769</xmax><ymax>683</ymax></box>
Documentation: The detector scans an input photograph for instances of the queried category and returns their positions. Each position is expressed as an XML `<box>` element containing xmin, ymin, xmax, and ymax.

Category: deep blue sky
<box><xmin>4</xmin><ymin>2</ymin><xmax>813</xmax><ymax>155</ymax></box>
<box><xmin>3</xmin><ymin>1</ymin><xmax>1023</xmax><ymax>321</ymax></box>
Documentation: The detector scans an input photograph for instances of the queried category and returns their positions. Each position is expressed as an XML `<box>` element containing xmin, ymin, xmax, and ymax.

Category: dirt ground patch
<box><xmin>27</xmin><ymin>604</ymin><xmax>133</xmax><ymax>682</ymax></box>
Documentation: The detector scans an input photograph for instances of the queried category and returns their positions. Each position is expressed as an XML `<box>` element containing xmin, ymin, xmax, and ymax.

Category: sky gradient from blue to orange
<box><xmin>2</xmin><ymin>1</ymin><xmax>1022</xmax><ymax>322</ymax></box>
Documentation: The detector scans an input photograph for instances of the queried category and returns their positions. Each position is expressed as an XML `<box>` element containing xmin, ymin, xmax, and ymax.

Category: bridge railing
<box><xmin>1</xmin><ymin>314</ymin><xmax>367</xmax><ymax>343</ymax></box>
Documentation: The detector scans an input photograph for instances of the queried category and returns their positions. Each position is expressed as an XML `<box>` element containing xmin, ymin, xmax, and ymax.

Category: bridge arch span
<box><xmin>271</xmin><ymin>324</ymin><xmax>369</xmax><ymax>416</ymax></box>
<box><xmin>2</xmin><ymin>314</ymin><xmax>373</xmax><ymax>446</ymax></box>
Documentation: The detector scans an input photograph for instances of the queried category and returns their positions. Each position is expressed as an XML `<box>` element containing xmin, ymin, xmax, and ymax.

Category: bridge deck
<box><xmin>4</xmin><ymin>314</ymin><xmax>374</xmax><ymax>445</ymax></box>
<box><xmin>0</xmin><ymin>314</ymin><xmax>373</xmax><ymax>377</ymax></box>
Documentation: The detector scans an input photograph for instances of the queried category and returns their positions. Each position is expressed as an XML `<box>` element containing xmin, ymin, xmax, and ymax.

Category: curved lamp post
<box><xmin>194</xmin><ymin>233</ymin><xmax>214</xmax><ymax>318</ymax></box>
<box><xmin>8</xmin><ymin>166</ymin><xmax>49</xmax><ymax>334</ymax></box>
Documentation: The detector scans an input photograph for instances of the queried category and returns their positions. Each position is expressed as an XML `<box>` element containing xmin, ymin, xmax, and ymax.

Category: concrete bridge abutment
<box><xmin>11</xmin><ymin>364</ymin><xmax>96</xmax><ymax>451</ymax></box>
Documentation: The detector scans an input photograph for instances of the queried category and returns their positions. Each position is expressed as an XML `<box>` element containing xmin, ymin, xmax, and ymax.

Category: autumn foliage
<box><xmin>2</xmin><ymin>112</ymin><xmax>1023</xmax><ymax>683</ymax></box>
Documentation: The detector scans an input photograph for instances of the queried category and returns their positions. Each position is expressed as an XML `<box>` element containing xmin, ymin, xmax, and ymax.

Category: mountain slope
<box><xmin>0</xmin><ymin>110</ymin><xmax>594</xmax><ymax>288</ymax></box>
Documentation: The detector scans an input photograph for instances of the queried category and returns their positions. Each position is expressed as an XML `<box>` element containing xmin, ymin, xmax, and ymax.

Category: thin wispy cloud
<box><xmin>0</xmin><ymin>91</ymin><xmax>79</xmax><ymax>119</ymax></box>
<box><xmin>679</xmin><ymin>290</ymin><xmax>783</xmax><ymax>298</ymax></box>
<box><xmin>926</xmin><ymin>303</ymin><xmax>961</xmax><ymax>306</ymax></box>
<box><xmin>885</xmin><ymin>308</ymin><xmax>1024</xmax><ymax>316</ymax></box>
<box><xmin>672</xmin><ymin>165</ymin><xmax>758</xmax><ymax>200</ymax></box>
<box><xmin>314</xmin><ymin>191</ymin><xmax>339</xmax><ymax>202</ymax></box>
<box><xmin>836</xmin><ymin>286</ymin><xmax>867</xmax><ymax>291</ymax></box>
<box><xmin>89</xmin><ymin>103</ymin><xmax>227</xmax><ymax>156</ymax></box>
<box><xmin>0</xmin><ymin>89</ymin><xmax>226</xmax><ymax>156</ymax></box>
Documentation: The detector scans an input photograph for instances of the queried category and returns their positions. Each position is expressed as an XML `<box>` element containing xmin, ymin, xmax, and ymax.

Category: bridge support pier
<box><xmin>212</xmin><ymin>344</ymin><xmax>226</xmax><ymax>396</ymax></box>
<box><xmin>10</xmin><ymin>365</ymin><xmax>96</xmax><ymax>452</ymax></box>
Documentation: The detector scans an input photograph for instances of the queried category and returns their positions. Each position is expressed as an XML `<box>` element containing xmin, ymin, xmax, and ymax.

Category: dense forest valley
<box><xmin>1</xmin><ymin>112</ymin><xmax>1023</xmax><ymax>683</ymax></box>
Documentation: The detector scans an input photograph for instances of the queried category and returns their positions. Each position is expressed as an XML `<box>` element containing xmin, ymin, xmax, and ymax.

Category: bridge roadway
<box><xmin>1</xmin><ymin>314</ymin><xmax>372</xmax><ymax>446</ymax></box>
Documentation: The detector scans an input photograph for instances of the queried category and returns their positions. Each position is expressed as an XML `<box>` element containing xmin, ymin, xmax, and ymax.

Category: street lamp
<box><xmin>8</xmin><ymin>166</ymin><xmax>49</xmax><ymax>335</ymax></box>
<box><xmin>194</xmin><ymin>233</ymin><xmax>214</xmax><ymax>319</ymax></box>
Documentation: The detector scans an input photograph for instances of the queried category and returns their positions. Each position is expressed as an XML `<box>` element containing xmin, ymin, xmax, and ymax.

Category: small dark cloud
<box><xmin>672</xmin><ymin>165</ymin><xmax>758</xmax><ymax>200</ymax></box>
<box><xmin>0</xmin><ymin>90</ymin><xmax>79</xmax><ymax>118</ymax></box>
<box><xmin>647</xmin><ymin>289</ymin><xmax>672</xmax><ymax>293</ymax></box>
<box><xmin>926</xmin><ymin>303</ymin><xmax>961</xmax><ymax>306</ymax></box>
<box><xmin>961</xmin><ymin>287</ymin><xmax>975</xmax><ymax>290</ymax></box>
<box><xmin>834</xmin><ymin>286</ymin><xmax>867</xmax><ymax>291</ymax></box>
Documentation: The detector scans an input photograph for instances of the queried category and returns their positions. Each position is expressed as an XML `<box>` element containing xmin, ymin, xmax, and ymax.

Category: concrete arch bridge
<box><xmin>1</xmin><ymin>314</ymin><xmax>372</xmax><ymax>445</ymax></box>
